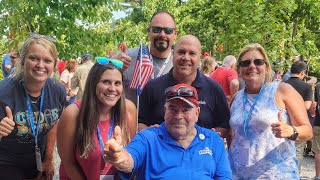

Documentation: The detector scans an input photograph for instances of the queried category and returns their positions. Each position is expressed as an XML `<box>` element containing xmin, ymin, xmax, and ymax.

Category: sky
<box><xmin>113</xmin><ymin>10</ymin><xmax>127</xmax><ymax>20</ymax></box>
<box><xmin>113</xmin><ymin>2</ymin><xmax>132</xmax><ymax>20</ymax></box>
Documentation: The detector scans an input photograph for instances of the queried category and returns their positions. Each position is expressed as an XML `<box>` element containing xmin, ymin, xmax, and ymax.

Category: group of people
<box><xmin>0</xmin><ymin>10</ymin><xmax>315</xmax><ymax>180</ymax></box>
<box><xmin>54</xmin><ymin>53</ymin><xmax>96</xmax><ymax>104</ymax></box>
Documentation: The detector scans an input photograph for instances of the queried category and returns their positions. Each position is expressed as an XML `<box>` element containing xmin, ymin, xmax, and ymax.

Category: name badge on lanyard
<box><xmin>35</xmin><ymin>146</ymin><xmax>43</xmax><ymax>172</ymax></box>
<box><xmin>100</xmin><ymin>175</ymin><xmax>114</xmax><ymax>180</ymax></box>
<box><xmin>25</xmin><ymin>87</ymin><xmax>45</xmax><ymax>172</ymax></box>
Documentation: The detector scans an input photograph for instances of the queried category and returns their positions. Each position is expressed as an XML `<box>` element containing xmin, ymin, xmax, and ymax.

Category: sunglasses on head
<box><xmin>165</xmin><ymin>86</ymin><xmax>196</xmax><ymax>98</ymax></box>
<box><xmin>96</xmin><ymin>57</ymin><xmax>123</xmax><ymax>69</ymax></box>
<box><xmin>238</xmin><ymin>59</ymin><xmax>265</xmax><ymax>67</ymax></box>
<box><xmin>29</xmin><ymin>32</ymin><xmax>56</xmax><ymax>42</ymax></box>
<box><xmin>151</xmin><ymin>26</ymin><xmax>175</xmax><ymax>35</ymax></box>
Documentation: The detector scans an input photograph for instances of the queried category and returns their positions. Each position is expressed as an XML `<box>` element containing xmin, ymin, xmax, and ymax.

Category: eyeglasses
<box><xmin>29</xmin><ymin>32</ymin><xmax>56</xmax><ymax>42</ymax></box>
<box><xmin>238</xmin><ymin>59</ymin><xmax>265</xmax><ymax>67</ymax></box>
<box><xmin>165</xmin><ymin>86</ymin><xmax>196</xmax><ymax>98</ymax></box>
<box><xmin>96</xmin><ymin>57</ymin><xmax>123</xmax><ymax>69</ymax></box>
<box><xmin>151</xmin><ymin>26</ymin><xmax>175</xmax><ymax>34</ymax></box>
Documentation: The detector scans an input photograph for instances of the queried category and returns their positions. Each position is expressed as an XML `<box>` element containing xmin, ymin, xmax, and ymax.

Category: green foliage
<box><xmin>0</xmin><ymin>0</ymin><xmax>319</xmax><ymax>77</ymax></box>
<box><xmin>175</xmin><ymin>0</ymin><xmax>319</xmax><ymax>75</ymax></box>
<box><xmin>0</xmin><ymin>0</ymin><xmax>121</xmax><ymax>58</ymax></box>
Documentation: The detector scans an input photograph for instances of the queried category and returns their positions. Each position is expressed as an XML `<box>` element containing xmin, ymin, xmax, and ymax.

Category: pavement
<box><xmin>301</xmin><ymin>154</ymin><xmax>316</xmax><ymax>180</ymax></box>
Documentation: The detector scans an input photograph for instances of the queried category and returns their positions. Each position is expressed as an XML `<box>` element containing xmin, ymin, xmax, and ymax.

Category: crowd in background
<box><xmin>0</xmin><ymin>10</ymin><xmax>319</xmax><ymax>180</ymax></box>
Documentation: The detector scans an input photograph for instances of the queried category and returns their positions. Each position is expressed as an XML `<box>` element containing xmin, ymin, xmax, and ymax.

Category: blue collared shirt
<box><xmin>121</xmin><ymin>123</ymin><xmax>232</xmax><ymax>180</ymax></box>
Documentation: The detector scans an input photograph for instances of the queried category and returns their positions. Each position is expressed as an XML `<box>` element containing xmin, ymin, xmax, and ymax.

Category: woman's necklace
<box><xmin>30</xmin><ymin>96</ymin><xmax>41</xmax><ymax>104</ymax></box>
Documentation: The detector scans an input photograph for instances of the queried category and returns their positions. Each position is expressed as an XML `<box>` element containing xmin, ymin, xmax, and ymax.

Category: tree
<box><xmin>1</xmin><ymin>0</ymin><xmax>319</xmax><ymax>79</ymax></box>
<box><xmin>0</xmin><ymin>0</ymin><xmax>121</xmax><ymax>59</ymax></box>
<box><xmin>177</xmin><ymin>0</ymin><xmax>319</xmax><ymax>75</ymax></box>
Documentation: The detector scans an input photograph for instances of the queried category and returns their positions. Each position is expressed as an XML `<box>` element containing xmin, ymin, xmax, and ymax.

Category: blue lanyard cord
<box><xmin>242</xmin><ymin>82</ymin><xmax>266</xmax><ymax>138</ymax></box>
<box><xmin>96</xmin><ymin>114</ymin><xmax>114</xmax><ymax>157</ymax></box>
<box><xmin>25</xmin><ymin>87</ymin><xmax>45</xmax><ymax>147</ymax></box>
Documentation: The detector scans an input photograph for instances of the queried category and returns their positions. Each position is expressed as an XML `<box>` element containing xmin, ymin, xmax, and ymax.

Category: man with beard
<box><xmin>138</xmin><ymin>35</ymin><xmax>230</xmax><ymax>138</ymax></box>
<box><xmin>115</xmin><ymin>10</ymin><xmax>177</xmax><ymax>105</ymax></box>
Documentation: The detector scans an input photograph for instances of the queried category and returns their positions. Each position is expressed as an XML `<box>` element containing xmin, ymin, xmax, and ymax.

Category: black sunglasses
<box><xmin>29</xmin><ymin>32</ymin><xmax>56</xmax><ymax>42</ymax></box>
<box><xmin>151</xmin><ymin>26</ymin><xmax>175</xmax><ymax>34</ymax></box>
<box><xmin>238</xmin><ymin>59</ymin><xmax>265</xmax><ymax>67</ymax></box>
<box><xmin>165</xmin><ymin>86</ymin><xmax>195</xmax><ymax>98</ymax></box>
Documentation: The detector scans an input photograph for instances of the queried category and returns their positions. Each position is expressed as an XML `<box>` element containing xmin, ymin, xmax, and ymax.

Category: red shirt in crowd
<box><xmin>209</xmin><ymin>66</ymin><xmax>238</xmax><ymax>96</ymax></box>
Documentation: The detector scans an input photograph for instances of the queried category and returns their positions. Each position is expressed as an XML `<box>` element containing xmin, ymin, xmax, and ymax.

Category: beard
<box><xmin>153</xmin><ymin>37</ymin><xmax>170</xmax><ymax>52</ymax></box>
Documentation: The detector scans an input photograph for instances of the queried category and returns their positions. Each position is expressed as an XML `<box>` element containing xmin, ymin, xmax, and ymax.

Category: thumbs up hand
<box><xmin>271</xmin><ymin>112</ymin><xmax>293</xmax><ymax>138</ymax></box>
<box><xmin>0</xmin><ymin>106</ymin><xmax>15</xmax><ymax>138</ymax></box>
<box><xmin>104</xmin><ymin>126</ymin><xmax>124</xmax><ymax>163</ymax></box>
<box><xmin>115</xmin><ymin>43</ymin><xmax>131</xmax><ymax>70</ymax></box>
<box><xmin>104</xmin><ymin>126</ymin><xmax>135</xmax><ymax>173</ymax></box>
<box><xmin>119</xmin><ymin>42</ymin><xmax>127</xmax><ymax>53</ymax></box>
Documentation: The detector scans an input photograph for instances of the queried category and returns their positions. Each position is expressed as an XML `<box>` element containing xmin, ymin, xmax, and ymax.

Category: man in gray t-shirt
<box><xmin>115</xmin><ymin>11</ymin><xmax>177</xmax><ymax>105</ymax></box>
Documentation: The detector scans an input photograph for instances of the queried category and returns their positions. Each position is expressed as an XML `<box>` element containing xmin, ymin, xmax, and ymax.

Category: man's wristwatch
<box><xmin>288</xmin><ymin>126</ymin><xmax>299</xmax><ymax>141</ymax></box>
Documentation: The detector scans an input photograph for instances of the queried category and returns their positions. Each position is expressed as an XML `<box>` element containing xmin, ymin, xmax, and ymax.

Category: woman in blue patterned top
<box><xmin>228</xmin><ymin>43</ymin><xmax>312</xmax><ymax>179</ymax></box>
<box><xmin>0</xmin><ymin>33</ymin><xmax>66</xmax><ymax>179</ymax></box>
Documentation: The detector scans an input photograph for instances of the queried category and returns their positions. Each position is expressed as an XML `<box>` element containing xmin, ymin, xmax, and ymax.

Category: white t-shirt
<box><xmin>60</xmin><ymin>69</ymin><xmax>77</xmax><ymax>99</ymax></box>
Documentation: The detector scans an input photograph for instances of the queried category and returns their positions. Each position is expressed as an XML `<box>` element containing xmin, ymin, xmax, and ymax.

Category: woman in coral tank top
<box><xmin>57</xmin><ymin>58</ymin><xmax>137</xmax><ymax>180</ymax></box>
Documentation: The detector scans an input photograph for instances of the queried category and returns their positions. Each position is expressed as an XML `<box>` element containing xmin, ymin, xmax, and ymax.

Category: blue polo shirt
<box><xmin>138</xmin><ymin>68</ymin><xmax>230</xmax><ymax>129</ymax></box>
<box><xmin>121</xmin><ymin>123</ymin><xmax>232</xmax><ymax>180</ymax></box>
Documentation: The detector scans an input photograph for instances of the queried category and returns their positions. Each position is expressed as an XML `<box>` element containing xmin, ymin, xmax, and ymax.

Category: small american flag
<box><xmin>130</xmin><ymin>45</ymin><xmax>154</xmax><ymax>90</ymax></box>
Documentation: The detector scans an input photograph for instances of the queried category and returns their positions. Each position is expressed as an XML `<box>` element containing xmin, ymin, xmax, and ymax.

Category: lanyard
<box><xmin>148</xmin><ymin>45</ymin><xmax>171</xmax><ymax>79</ymax></box>
<box><xmin>242</xmin><ymin>82</ymin><xmax>266</xmax><ymax>138</ymax></box>
<box><xmin>25</xmin><ymin>87</ymin><xmax>45</xmax><ymax>147</ymax></box>
<box><xmin>96</xmin><ymin>115</ymin><xmax>114</xmax><ymax>157</ymax></box>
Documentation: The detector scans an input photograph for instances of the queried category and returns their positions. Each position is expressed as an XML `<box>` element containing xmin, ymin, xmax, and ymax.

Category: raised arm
<box><xmin>57</xmin><ymin>104</ymin><xmax>86</xmax><ymax>180</ymax></box>
<box><xmin>114</xmin><ymin>43</ymin><xmax>132</xmax><ymax>70</ymax></box>
<box><xmin>104</xmin><ymin>126</ymin><xmax>134</xmax><ymax>173</ymax></box>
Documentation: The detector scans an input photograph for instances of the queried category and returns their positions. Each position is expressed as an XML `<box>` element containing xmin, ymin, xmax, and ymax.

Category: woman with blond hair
<box><xmin>0</xmin><ymin>33</ymin><xmax>66</xmax><ymax>179</ymax></box>
<box><xmin>228</xmin><ymin>43</ymin><xmax>312</xmax><ymax>179</ymax></box>
<box><xmin>200</xmin><ymin>56</ymin><xmax>216</xmax><ymax>76</ymax></box>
